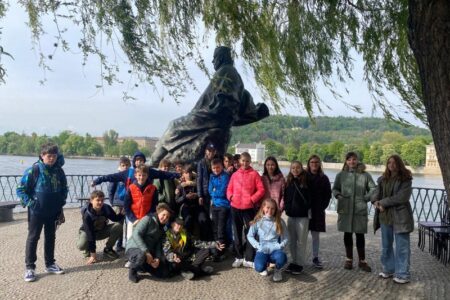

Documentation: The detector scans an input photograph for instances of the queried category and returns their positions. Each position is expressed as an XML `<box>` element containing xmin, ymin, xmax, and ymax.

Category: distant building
<box><xmin>234</xmin><ymin>142</ymin><xmax>266</xmax><ymax>164</ymax></box>
<box><xmin>424</xmin><ymin>144</ymin><xmax>442</xmax><ymax>175</ymax></box>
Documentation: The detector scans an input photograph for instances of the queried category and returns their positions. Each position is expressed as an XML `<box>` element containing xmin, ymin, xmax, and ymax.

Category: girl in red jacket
<box><xmin>226</xmin><ymin>152</ymin><xmax>265</xmax><ymax>268</ymax></box>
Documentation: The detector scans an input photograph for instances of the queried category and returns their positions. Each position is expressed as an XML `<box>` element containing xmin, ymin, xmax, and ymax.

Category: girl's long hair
<box><xmin>382</xmin><ymin>154</ymin><xmax>412</xmax><ymax>182</ymax></box>
<box><xmin>251</xmin><ymin>198</ymin><xmax>283</xmax><ymax>235</ymax></box>
<box><xmin>263</xmin><ymin>156</ymin><xmax>282</xmax><ymax>177</ymax></box>
<box><xmin>306</xmin><ymin>154</ymin><xmax>324</xmax><ymax>176</ymax></box>
<box><xmin>286</xmin><ymin>161</ymin><xmax>307</xmax><ymax>187</ymax></box>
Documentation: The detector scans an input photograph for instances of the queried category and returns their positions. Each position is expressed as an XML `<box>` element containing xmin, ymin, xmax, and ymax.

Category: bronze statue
<box><xmin>150</xmin><ymin>46</ymin><xmax>269</xmax><ymax>166</ymax></box>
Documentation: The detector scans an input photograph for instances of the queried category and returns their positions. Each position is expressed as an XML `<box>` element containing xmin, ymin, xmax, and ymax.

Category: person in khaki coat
<box><xmin>371</xmin><ymin>154</ymin><xmax>414</xmax><ymax>284</ymax></box>
<box><xmin>332</xmin><ymin>152</ymin><xmax>376</xmax><ymax>272</ymax></box>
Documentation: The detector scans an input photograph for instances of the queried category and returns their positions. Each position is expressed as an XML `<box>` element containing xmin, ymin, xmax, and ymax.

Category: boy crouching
<box><xmin>164</xmin><ymin>218</ymin><xmax>225</xmax><ymax>280</ymax></box>
<box><xmin>126</xmin><ymin>203</ymin><xmax>173</xmax><ymax>283</ymax></box>
<box><xmin>77</xmin><ymin>190</ymin><xmax>124</xmax><ymax>264</ymax></box>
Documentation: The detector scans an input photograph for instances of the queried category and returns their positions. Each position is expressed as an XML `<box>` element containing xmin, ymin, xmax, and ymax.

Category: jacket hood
<box><xmin>39</xmin><ymin>153</ymin><xmax>65</xmax><ymax>169</ymax></box>
<box><xmin>343</xmin><ymin>162</ymin><xmax>366</xmax><ymax>173</ymax></box>
<box><xmin>132</xmin><ymin>151</ymin><xmax>147</xmax><ymax>167</ymax></box>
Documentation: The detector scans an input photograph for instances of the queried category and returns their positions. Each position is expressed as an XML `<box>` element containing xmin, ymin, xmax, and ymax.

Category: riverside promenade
<box><xmin>1</xmin><ymin>209</ymin><xmax>449</xmax><ymax>300</ymax></box>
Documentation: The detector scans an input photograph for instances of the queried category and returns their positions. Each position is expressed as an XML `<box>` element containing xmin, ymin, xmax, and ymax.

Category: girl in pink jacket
<box><xmin>227</xmin><ymin>152</ymin><xmax>265</xmax><ymax>268</ymax></box>
<box><xmin>262</xmin><ymin>156</ymin><xmax>286</xmax><ymax>212</ymax></box>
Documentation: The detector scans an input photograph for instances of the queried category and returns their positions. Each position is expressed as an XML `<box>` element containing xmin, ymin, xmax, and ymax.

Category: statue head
<box><xmin>212</xmin><ymin>46</ymin><xmax>233</xmax><ymax>70</ymax></box>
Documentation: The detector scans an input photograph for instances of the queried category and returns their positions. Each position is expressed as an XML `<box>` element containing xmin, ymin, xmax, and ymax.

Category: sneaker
<box><xmin>24</xmin><ymin>269</ymin><xmax>36</xmax><ymax>282</ymax></box>
<box><xmin>358</xmin><ymin>261</ymin><xmax>372</xmax><ymax>272</ymax></box>
<box><xmin>273</xmin><ymin>269</ymin><xmax>283</xmax><ymax>282</ymax></box>
<box><xmin>181</xmin><ymin>271</ymin><xmax>195</xmax><ymax>280</ymax></box>
<box><xmin>393</xmin><ymin>277</ymin><xmax>410</xmax><ymax>284</ymax></box>
<box><xmin>242</xmin><ymin>259</ymin><xmax>254</xmax><ymax>268</ymax></box>
<box><xmin>232</xmin><ymin>258</ymin><xmax>244</xmax><ymax>268</ymax></box>
<box><xmin>128</xmin><ymin>268</ymin><xmax>139</xmax><ymax>283</ymax></box>
<box><xmin>45</xmin><ymin>264</ymin><xmax>65</xmax><ymax>275</ymax></box>
<box><xmin>259</xmin><ymin>270</ymin><xmax>268</xmax><ymax>276</ymax></box>
<box><xmin>124</xmin><ymin>261</ymin><xmax>131</xmax><ymax>268</ymax></box>
<box><xmin>290</xmin><ymin>263</ymin><xmax>303</xmax><ymax>275</ymax></box>
<box><xmin>379</xmin><ymin>272</ymin><xmax>394</xmax><ymax>279</ymax></box>
<box><xmin>312</xmin><ymin>257</ymin><xmax>323</xmax><ymax>269</ymax></box>
<box><xmin>103</xmin><ymin>247</ymin><xmax>119</xmax><ymax>260</ymax></box>
<box><xmin>201</xmin><ymin>265</ymin><xmax>214</xmax><ymax>274</ymax></box>
<box><xmin>344</xmin><ymin>259</ymin><xmax>353</xmax><ymax>270</ymax></box>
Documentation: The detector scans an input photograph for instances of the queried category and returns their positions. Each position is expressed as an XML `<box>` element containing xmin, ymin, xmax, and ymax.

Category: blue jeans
<box><xmin>380</xmin><ymin>224</ymin><xmax>411</xmax><ymax>279</ymax></box>
<box><xmin>254</xmin><ymin>250</ymin><xmax>287</xmax><ymax>272</ymax></box>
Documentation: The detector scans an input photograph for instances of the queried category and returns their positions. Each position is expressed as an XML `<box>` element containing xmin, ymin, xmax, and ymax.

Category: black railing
<box><xmin>0</xmin><ymin>174</ymin><xmax>447</xmax><ymax>222</ymax></box>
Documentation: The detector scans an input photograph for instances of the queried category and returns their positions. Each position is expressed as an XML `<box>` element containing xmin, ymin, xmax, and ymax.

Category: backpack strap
<box><xmin>28</xmin><ymin>163</ymin><xmax>40</xmax><ymax>192</ymax></box>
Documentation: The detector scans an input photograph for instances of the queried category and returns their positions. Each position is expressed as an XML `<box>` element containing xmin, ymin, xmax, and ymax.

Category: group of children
<box><xmin>16</xmin><ymin>141</ymin><xmax>338</xmax><ymax>284</ymax></box>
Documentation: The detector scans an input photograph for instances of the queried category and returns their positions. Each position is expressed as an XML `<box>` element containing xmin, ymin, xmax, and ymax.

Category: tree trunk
<box><xmin>408</xmin><ymin>0</ymin><xmax>450</xmax><ymax>196</ymax></box>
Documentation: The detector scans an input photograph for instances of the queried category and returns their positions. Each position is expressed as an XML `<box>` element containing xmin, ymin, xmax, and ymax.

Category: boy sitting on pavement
<box><xmin>163</xmin><ymin>218</ymin><xmax>225</xmax><ymax>280</ymax></box>
<box><xmin>77</xmin><ymin>190</ymin><xmax>125</xmax><ymax>264</ymax></box>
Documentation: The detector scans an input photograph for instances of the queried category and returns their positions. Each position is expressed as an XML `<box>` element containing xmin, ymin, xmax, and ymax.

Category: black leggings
<box><xmin>343</xmin><ymin>232</ymin><xmax>365</xmax><ymax>260</ymax></box>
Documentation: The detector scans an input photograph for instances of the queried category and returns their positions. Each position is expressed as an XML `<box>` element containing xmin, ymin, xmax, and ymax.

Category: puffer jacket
<box><xmin>262</xmin><ymin>173</ymin><xmax>285</xmax><ymax>211</ymax></box>
<box><xmin>371</xmin><ymin>176</ymin><xmax>414</xmax><ymax>234</ymax></box>
<box><xmin>226</xmin><ymin>167</ymin><xmax>265</xmax><ymax>210</ymax></box>
<box><xmin>332</xmin><ymin>163</ymin><xmax>376</xmax><ymax>234</ymax></box>
<box><xmin>247</xmin><ymin>216</ymin><xmax>288</xmax><ymax>254</ymax></box>
<box><xmin>16</xmin><ymin>154</ymin><xmax>68</xmax><ymax>219</ymax></box>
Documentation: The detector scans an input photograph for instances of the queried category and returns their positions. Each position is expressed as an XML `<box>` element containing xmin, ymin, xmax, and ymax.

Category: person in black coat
<box><xmin>306</xmin><ymin>155</ymin><xmax>331</xmax><ymax>268</ymax></box>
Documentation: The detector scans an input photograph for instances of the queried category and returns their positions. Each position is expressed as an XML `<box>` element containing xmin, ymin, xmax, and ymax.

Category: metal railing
<box><xmin>0</xmin><ymin>174</ymin><xmax>447</xmax><ymax>222</ymax></box>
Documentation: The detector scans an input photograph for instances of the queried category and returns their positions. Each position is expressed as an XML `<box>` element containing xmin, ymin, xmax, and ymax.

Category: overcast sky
<box><xmin>0</xmin><ymin>3</ymin><xmax>425</xmax><ymax>138</ymax></box>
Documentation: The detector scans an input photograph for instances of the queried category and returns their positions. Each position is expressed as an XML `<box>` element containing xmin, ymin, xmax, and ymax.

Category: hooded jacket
<box><xmin>125</xmin><ymin>214</ymin><xmax>165</xmax><ymax>259</ymax></box>
<box><xmin>16</xmin><ymin>154</ymin><xmax>68</xmax><ymax>219</ymax></box>
<box><xmin>226</xmin><ymin>167</ymin><xmax>265</xmax><ymax>210</ymax></box>
<box><xmin>93</xmin><ymin>151</ymin><xmax>180</xmax><ymax>190</ymax></box>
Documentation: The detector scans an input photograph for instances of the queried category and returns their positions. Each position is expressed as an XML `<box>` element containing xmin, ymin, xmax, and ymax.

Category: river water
<box><xmin>1</xmin><ymin>155</ymin><xmax>444</xmax><ymax>189</ymax></box>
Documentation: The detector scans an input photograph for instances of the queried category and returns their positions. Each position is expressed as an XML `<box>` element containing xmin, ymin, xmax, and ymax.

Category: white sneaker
<box><xmin>393</xmin><ymin>277</ymin><xmax>410</xmax><ymax>284</ymax></box>
<box><xmin>202</xmin><ymin>265</ymin><xmax>214</xmax><ymax>274</ymax></box>
<box><xmin>24</xmin><ymin>269</ymin><xmax>36</xmax><ymax>282</ymax></box>
<box><xmin>273</xmin><ymin>269</ymin><xmax>283</xmax><ymax>282</ymax></box>
<box><xmin>243</xmin><ymin>259</ymin><xmax>254</xmax><ymax>268</ymax></box>
<box><xmin>259</xmin><ymin>270</ymin><xmax>268</xmax><ymax>276</ymax></box>
<box><xmin>232</xmin><ymin>258</ymin><xmax>244</xmax><ymax>268</ymax></box>
<box><xmin>124</xmin><ymin>261</ymin><xmax>131</xmax><ymax>268</ymax></box>
<box><xmin>379</xmin><ymin>272</ymin><xmax>394</xmax><ymax>279</ymax></box>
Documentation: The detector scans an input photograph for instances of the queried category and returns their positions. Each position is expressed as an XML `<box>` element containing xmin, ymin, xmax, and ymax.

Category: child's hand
<box><xmin>216</xmin><ymin>242</ymin><xmax>225</xmax><ymax>251</ymax></box>
<box><xmin>198</xmin><ymin>197</ymin><xmax>204</xmax><ymax>206</ymax></box>
<box><xmin>145</xmin><ymin>252</ymin><xmax>154</xmax><ymax>265</ymax></box>
<box><xmin>90</xmin><ymin>181</ymin><xmax>96</xmax><ymax>187</ymax></box>
<box><xmin>87</xmin><ymin>253</ymin><xmax>97</xmax><ymax>265</ymax></box>
<box><xmin>150</xmin><ymin>258</ymin><xmax>160</xmax><ymax>268</ymax></box>
<box><xmin>173</xmin><ymin>254</ymin><xmax>181</xmax><ymax>263</ymax></box>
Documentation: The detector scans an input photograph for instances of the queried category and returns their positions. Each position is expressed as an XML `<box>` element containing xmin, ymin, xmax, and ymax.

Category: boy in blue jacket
<box><xmin>208</xmin><ymin>158</ymin><xmax>230</xmax><ymax>260</ymax></box>
<box><xmin>17</xmin><ymin>142</ymin><xmax>68</xmax><ymax>282</ymax></box>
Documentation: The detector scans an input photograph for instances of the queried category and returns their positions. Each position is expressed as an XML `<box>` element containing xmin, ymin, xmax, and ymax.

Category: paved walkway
<box><xmin>1</xmin><ymin>209</ymin><xmax>449</xmax><ymax>300</ymax></box>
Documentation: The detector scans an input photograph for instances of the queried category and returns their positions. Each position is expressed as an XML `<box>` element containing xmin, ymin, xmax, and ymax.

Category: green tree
<box><xmin>381</xmin><ymin>144</ymin><xmax>397</xmax><ymax>164</ymax></box>
<box><xmin>367</xmin><ymin>143</ymin><xmax>383</xmax><ymax>166</ymax></box>
<box><xmin>264</xmin><ymin>139</ymin><xmax>285</xmax><ymax>157</ymax></box>
<box><xmin>103</xmin><ymin>130</ymin><xmax>119</xmax><ymax>156</ymax></box>
<box><xmin>286</xmin><ymin>145</ymin><xmax>298</xmax><ymax>162</ymax></box>
<box><xmin>401</xmin><ymin>139</ymin><xmax>426</xmax><ymax>167</ymax></box>
<box><xmin>120</xmin><ymin>139</ymin><xmax>139</xmax><ymax>156</ymax></box>
<box><xmin>62</xmin><ymin>134</ymin><xmax>85</xmax><ymax>155</ymax></box>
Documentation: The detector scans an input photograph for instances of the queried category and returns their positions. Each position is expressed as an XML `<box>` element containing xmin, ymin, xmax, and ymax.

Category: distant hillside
<box><xmin>230</xmin><ymin>116</ymin><xmax>430</xmax><ymax>146</ymax></box>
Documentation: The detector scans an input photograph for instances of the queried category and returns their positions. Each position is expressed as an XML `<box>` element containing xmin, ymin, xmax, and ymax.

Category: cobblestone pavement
<box><xmin>1</xmin><ymin>209</ymin><xmax>449</xmax><ymax>300</ymax></box>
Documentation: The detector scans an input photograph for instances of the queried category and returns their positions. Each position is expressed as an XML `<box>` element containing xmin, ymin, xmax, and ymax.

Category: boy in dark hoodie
<box><xmin>17</xmin><ymin>142</ymin><xmax>68</xmax><ymax>282</ymax></box>
<box><xmin>77</xmin><ymin>190</ymin><xmax>125</xmax><ymax>264</ymax></box>
<box><xmin>91</xmin><ymin>151</ymin><xmax>180</xmax><ymax>198</ymax></box>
